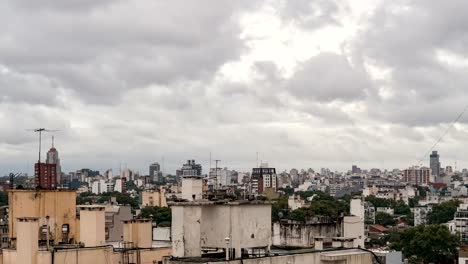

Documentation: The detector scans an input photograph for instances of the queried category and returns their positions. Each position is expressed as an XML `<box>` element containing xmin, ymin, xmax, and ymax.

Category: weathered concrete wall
<box><xmin>181</xmin><ymin>178</ymin><xmax>203</xmax><ymax>201</ymax></box>
<box><xmin>8</xmin><ymin>190</ymin><xmax>77</xmax><ymax>244</ymax></box>
<box><xmin>172</xmin><ymin>205</ymin><xmax>202</xmax><ymax>257</ymax></box>
<box><xmin>79</xmin><ymin>206</ymin><xmax>105</xmax><ymax>247</ymax></box>
<box><xmin>343</xmin><ymin>216</ymin><xmax>365</xmax><ymax>248</ymax></box>
<box><xmin>0</xmin><ymin>247</ymin><xmax>171</xmax><ymax>264</ymax></box>
<box><xmin>172</xmin><ymin>203</ymin><xmax>271</xmax><ymax>258</ymax></box>
<box><xmin>123</xmin><ymin>219</ymin><xmax>152</xmax><ymax>248</ymax></box>
<box><xmin>17</xmin><ymin>218</ymin><xmax>39</xmax><ymax>264</ymax></box>
<box><xmin>53</xmin><ymin>247</ymin><xmax>117</xmax><ymax>264</ymax></box>
<box><xmin>272</xmin><ymin>220</ymin><xmax>342</xmax><ymax>247</ymax></box>
<box><xmin>200</xmin><ymin>204</ymin><xmax>271</xmax><ymax>256</ymax></box>
<box><xmin>163</xmin><ymin>249</ymin><xmax>372</xmax><ymax>264</ymax></box>
<box><xmin>2</xmin><ymin>249</ymin><xmax>16</xmax><ymax>264</ymax></box>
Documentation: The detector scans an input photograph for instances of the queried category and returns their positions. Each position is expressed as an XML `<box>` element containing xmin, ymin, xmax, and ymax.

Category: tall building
<box><xmin>351</xmin><ymin>165</ymin><xmax>361</xmax><ymax>174</ymax></box>
<box><xmin>430</xmin><ymin>151</ymin><xmax>440</xmax><ymax>177</ymax></box>
<box><xmin>251</xmin><ymin>163</ymin><xmax>277</xmax><ymax>194</ymax></box>
<box><xmin>35</xmin><ymin>163</ymin><xmax>57</xmax><ymax>189</ymax></box>
<box><xmin>45</xmin><ymin>136</ymin><xmax>61</xmax><ymax>186</ymax></box>
<box><xmin>403</xmin><ymin>166</ymin><xmax>430</xmax><ymax>185</ymax></box>
<box><xmin>149</xmin><ymin>162</ymin><xmax>162</xmax><ymax>182</ymax></box>
<box><xmin>177</xmin><ymin>160</ymin><xmax>202</xmax><ymax>178</ymax></box>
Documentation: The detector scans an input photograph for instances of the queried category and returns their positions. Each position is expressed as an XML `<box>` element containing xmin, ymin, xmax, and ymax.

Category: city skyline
<box><xmin>2</xmin><ymin>1</ymin><xmax>468</xmax><ymax>175</ymax></box>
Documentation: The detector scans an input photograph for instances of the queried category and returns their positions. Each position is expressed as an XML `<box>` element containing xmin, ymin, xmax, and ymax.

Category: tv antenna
<box><xmin>27</xmin><ymin>128</ymin><xmax>59</xmax><ymax>184</ymax></box>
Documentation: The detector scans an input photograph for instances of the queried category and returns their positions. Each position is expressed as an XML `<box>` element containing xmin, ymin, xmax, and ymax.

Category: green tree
<box><xmin>375</xmin><ymin>212</ymin><xmax>396</xmax><ymax>226</ymax></box>
<box><xmin>389</xmin><ymin>225</ymin><xmax>459</xmax><ymax>264</ymax></box>
<box><xmin>306</xmin><ymin>199</ymin><xmax>348</xmax><ymax>219</ymax></box>
<box><xmin>289</xmin><ymin>208</ymin><xmax>307</xmax><ymax>222</ymax></box>
<box><xmin>365</xmin><ymin>196</ymin><xmax>394</xmax><ymax>208</ymax></box>
<box><xmin>416</xmin><ymin>186</ymin><xmax>429</xmax><ymax>198</ymax></box>
<box><xmin>394</xmin><ymin>201</ymin><xmax>411</xmax><ymax>216</ymax></box>
<box><xmin>427</xmin><ymin>200</ymin><xmax>460</xmax><ymax>224</ymax></box>
<box><xmin>0</xmin><ymin>192</ymin><xmax>7</xmax><ymax>206</ymax></box>
<box><xmin>97</xmin><ymin>192</ymin><xmax>139</xmax><ymax>208</ymax></box>
<box><xmin>139</xmin><ymin>206</ymin><xmax>171</xmax><ymax>226</ymax></box>
<box><xmin>271</xmin><ymin>197</ymin><xmax>288</xmax><ymax>221</ymax></box>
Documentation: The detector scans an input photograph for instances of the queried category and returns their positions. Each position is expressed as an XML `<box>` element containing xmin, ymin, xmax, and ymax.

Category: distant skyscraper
<box><xmin>351</xmin><ymin>165</ymin><xmax>361</xmax><ymax>174</ymax></box>
<box><xmin>45</xmin><ymin>136</ymin><xmax>61</xmax><ymax>186</ymax></box>
<box><xmin>430</xmin><ymin>151</ymin><xmax>440</xmax><ymax>177</ymax></box>
<box><xmin>149</xmin><ymin>162</ymin><xmax>162</xmax><ymax>182</ymax></box>
<box><xmin>177</xmin><ymin>160</ymin><xmax>202</xmax><ymax>178</ymax></box>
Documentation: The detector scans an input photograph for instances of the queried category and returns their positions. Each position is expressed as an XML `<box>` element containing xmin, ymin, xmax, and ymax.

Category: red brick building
<box><xmin>35</xmin><ymin>163</ymin><xmax>57</xmax><ymax>189</ymax></box>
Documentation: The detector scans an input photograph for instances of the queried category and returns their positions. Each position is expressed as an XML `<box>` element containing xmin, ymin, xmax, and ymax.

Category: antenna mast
<box><xmin>28</xmin><ymin>128</ymin><xmax>59</xmax><ymax>187</ymax></box>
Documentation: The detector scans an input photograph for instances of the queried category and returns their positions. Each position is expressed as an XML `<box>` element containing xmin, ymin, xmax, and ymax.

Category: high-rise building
<box><xmin>177</xmin><ymin>160</ymin><xmax>202</xmax><ymax>178</ymax></box>
<box><xmin>403</xmin><ymin>166</ymin><xmax>430</xmax><ymax>185</ymax></box>
<box><xmin>351</xmin><ymin>165</ymin><xmax>361</xmax><ymax>174</ymax></box>
<box><xmin>251</xmin><ymin>163</ymin><xmax>277</xmax><ymax>194</ymax></box>
<box><xmin>430</xmin><ymin>151</ymin><xmax>440</xmax><ymax>177</ymax></box>
<box><xmin>45</xmin><ymin>136</ymin><xmax>61</xmax><ymax>186</ymax></box>
<box><xmin>149</xmin><ymin>162</ymin><xmax>162</xmax><ymax>182</ymax></box>
<box><xmin>35</xmin><ymin>163</ymin><xmax>57</xmax><ymax>189</ymax></box>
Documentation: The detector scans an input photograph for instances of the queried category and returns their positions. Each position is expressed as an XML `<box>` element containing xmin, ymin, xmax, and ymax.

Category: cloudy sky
<box><xmin>2</xmin><ymin>0</ymin><xmax>468</xmax><ymax>175</ymax></box>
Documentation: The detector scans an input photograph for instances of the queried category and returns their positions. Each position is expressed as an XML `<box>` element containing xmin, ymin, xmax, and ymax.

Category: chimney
<box><xmin>17</xmin><ymin>217</ymin><xmax>39</xmax><ymax>264</ymax></box>
<box><xmin>79</xmin><ymin>206</ymin><xmax>105</xmax><ymax>247</ymax></box>
<box><xmin>314</xmin><ymin>236</ymin><xmax>324</xmax><ymax>250</ymax></box>
<box><xmin>123</xmin><ymin>219</ymin><xmax>152</xmax><ymax>248</ymax></box>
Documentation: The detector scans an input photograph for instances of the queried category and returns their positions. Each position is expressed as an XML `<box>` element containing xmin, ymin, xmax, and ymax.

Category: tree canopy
<box><xmin>97</xmin><ymin>192</ymin><xmax>139</xmax><ymax>208</ymax></box>
<box><xmin>375</xmin><ymin>212</ymin><xmax>396</xmax><ymax>226</ymax></box>
<box><xmin>139</xmin><ymin>206</ymin><xmax>171</xmax><ymax>227</ymax></box>
<box><xmin>389</xmin><ymin>225</ymin><xmax>459</xmax><ymax>264</ymax></box>
<box><xmin>427</xmin><ymin>200</ymin><xmax>460</xmax><ymax>224</ymax></box>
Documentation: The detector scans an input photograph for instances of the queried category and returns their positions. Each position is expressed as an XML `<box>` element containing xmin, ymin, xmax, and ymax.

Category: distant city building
<box><xmin>403</xmin><ymin>166</ymin><xmax>430</xmax><ymax>185</ymax></box>
<box><xmin>351</xmin><ymin>165</ymin><xmax>361</xmax><ymax>174</ymax></box>
<box><xmin>209</xmin><ymin>167</ymin><xmax>234</xmax><ymax>188</ymax></box>
<box><xmin>251</xmin><ymin>163</ymin><xmax>277</xmax><ymax>194</ymax></box>
<box><xmin>35</xmin><ymin>163</ymin><xmax>57</xmax><ymax>189</ymax></box>
<box><xmin>149</xmin><ymin>162</ymin><xmax>163</xmax><ymax>183</ymax></box>
<box><xmin>114</xmin><ymin>177</ymin><xmax>127</xmax><ymax>193</ymax></box>
<box><xmin>141</xmin><ymin>189</ymin><xmax>167</xmax><ymax>207</ymax></box>
<box><xmin>104</xmin><ymin>204</ymin><xmax>132</xmax><ymax>242</ymax></box>
<box><xmin>430</xmin><ymin>151</ymin><xmax>440</xmax><ymax>177</ymax></box>
<box><xmin>446</xmin><ymin>166</ymin><xmax>454</xmax><ymax>175</ymax></box>
<box><xmin>177</xmin><ymin>160</ymin><xmax>202</xmax><ymax>178</ymax></box>
<box><xmin>45</xmin><ymin>137</ymin><xmax>61</xmax><ymax>186</ymax></box>
<box><xmin>455</xmin><ymin>203</ymin><xmax>468</xmax><ymax>242</ymax></box>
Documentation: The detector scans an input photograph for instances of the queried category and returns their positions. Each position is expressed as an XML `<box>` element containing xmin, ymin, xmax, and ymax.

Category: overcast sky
<box><xmin>2</xmin><ymin>0</ymin><xmax>468</xmax><ymax>175</ymax></box>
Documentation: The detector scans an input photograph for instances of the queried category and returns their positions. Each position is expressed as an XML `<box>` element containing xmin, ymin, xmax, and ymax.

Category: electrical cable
<box><xmin>417</xmin><ymin>104</ymin><xmax>468</xmax><ymax>166</ymax></box>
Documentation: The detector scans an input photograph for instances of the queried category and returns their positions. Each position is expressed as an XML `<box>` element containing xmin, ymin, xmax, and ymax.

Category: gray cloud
<box><xmin>0</xmin><ymin>0</ymin><xmax>258</xmax><ymax>103</ymax></box>
<box><xmin>356</xmin><ymin>0</ymin><xmax>468</xmax><ymax>125</ymax></box>
<box><xmin>4</xmin><ymin>0</ymin><xmax>468</xmax><ymax>175</ymax></box>
<box><xmin>287</xmin><ymin>53</ymin><xmax>370</xmax><ymax>102</ymax></box>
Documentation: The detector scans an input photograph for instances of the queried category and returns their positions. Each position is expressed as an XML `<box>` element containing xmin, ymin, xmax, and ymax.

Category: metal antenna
<box><xmin>27</xmin><ymin>128</ymin><xmax>59</xmax><ymax>187</ymax></box>
<box><xmin>215</xmin><ymin>160</ymin><xmax>221</xmax><ymax>189</ymax></box>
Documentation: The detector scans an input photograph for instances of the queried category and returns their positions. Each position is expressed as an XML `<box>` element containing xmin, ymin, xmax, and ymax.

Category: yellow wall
<box><xmin>142</xmin><ymin>190</ymin><xmax>167</xmax><ymax>207</ymax></box>
<box><xmin>8</xmin><ymin>190</ymin><xmax>77</xmax><ymax>244</ymax></box>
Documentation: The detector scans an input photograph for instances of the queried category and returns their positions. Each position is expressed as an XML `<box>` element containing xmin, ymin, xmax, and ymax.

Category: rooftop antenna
<box><xmin>9</xmin><ymin>173</ymin><xmax>21</xmax><ymax>189</ymax></box>
<box><xmin>256</xmin><ymin>152</ymin><xmax>259</xmax><ymax>167</ymax></box>
<box><xmin>27</xmin><ymin>128</ymin><xmax>59</xmax><ymax>186</ymax></box>
<box><xmin>215</xmin><ymin>159</ymin><xmax>221</xmax><ymax>189</ymax></box>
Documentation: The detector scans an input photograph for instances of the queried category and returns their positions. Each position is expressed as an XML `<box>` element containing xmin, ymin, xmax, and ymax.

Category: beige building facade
<box><xmin>8</xmin><ymin>190</ymin><xmax>78</xmax><ymax>246</ymax></box>
<box><xmin>141</xmin><ymin>189</ymin><xmax>167</xmax><ymax>207</ymax></box>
